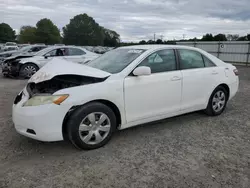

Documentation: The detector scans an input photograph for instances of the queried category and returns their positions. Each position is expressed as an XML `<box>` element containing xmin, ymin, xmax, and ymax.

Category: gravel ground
<box><xmin>0</xmin><ymin>66</ymin><xmax>250</xmax><ymax>188</ymax></box>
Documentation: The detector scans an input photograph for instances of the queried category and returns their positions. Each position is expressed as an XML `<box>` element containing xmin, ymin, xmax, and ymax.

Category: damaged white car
<box><xmin>12</xmin><ymin>45</ymin><xmax>239</xmax><ymax>150</ymax></box>
<box><xmin>3</xmin><ymin>46</ymin><xmax>99</xmax><ymax>78</ymax></box>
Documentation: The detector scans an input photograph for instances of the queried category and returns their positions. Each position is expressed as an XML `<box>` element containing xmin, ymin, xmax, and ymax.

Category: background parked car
<box><xmin>2</xmin><ymin>46</ymin><xmax>19</xmax><ymax>52</ymax></box>
<box><xmin>2</xmin><ymin>46</ymin><xmax>99</xmax><ymax>78</ymax></box>
<box><xmin>0</xmin><ymin>45</ymin><xmax>47</xmax><ymax>65</ymax></box>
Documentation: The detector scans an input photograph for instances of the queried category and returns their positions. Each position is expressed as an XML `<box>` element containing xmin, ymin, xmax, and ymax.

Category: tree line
<box><xmin>1</xmin><ymin>13</ymin><xmax>250</xmax><ymax>47</ymax></box>
<box><xmin>134</xmin><ymin>33</ymin><xmax>250</xmax><ymax>46</ymax></box>
<box><xmin>0</xmin><ymin>14</ymin><xmax>120</xmax><ymax>47</ymax></box>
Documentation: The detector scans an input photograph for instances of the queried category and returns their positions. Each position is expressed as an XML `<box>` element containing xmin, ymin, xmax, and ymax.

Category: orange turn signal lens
<box><xmin>53</xmin><ymin>95</ymin><xmax>69</xmax><ymax>105</ymax></box>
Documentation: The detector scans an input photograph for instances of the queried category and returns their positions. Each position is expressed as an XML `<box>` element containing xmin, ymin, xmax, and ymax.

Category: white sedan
<box><xmin>3</xmin><ymin>46</ymin><xmax>99</xmax><ymax>78</ymax></box>
<box><xmin>12</xmin><ymin>45</ymin><xmax>239</xmax><ymax>150</ymax></box>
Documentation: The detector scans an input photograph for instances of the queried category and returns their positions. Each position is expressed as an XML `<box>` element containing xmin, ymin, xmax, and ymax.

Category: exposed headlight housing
<box><xmin>23</xmin><ymin>94</ymin><xmax>69</xmax><ymax>107</ymax></box>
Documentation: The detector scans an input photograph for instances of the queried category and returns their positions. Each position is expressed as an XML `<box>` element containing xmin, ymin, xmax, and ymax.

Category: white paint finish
<box><xmin>12</xmin><ymin>45</ymin><xmax>239</xmax><ymax>142</ymax></box>
<box><xmin>124</xmin><ymin>71</ymin><xmax>182</xmax><ymax>122</ymax></box>
<box><xmin>19</xmin><ymin>46</ymin><xmax>99</xmax><ymax>68</ymax></box>
<box><xmin>54</xmin><ymin>77</ymin><xmax>127</xmax><ymax>126</ymax></box>
<box><xmin>132</xmin><ymin>66</ymin><xmax>151</xmax><ymax>76</ymax></box>
<box><xmin>12</xmin><ymin>87</ymin><xmax>71</xmax><ymax>141</ymax></box>
<box><xmin>180</xmin><ymin>67</ymin><xmax>222</xmax><ymax>110</ymax></box>
<box><xmin>29</xmin><ymin>58</ymin><xmax>110</xmax><ymax>83</ymax></box>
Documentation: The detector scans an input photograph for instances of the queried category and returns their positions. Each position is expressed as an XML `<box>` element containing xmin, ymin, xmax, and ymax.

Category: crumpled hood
<box><xmin>29</xmin><ymin>58</ymin><xmax>111</xmax><ymax>83</ymax></box>
<box><xmin>0</xmin><ymin>50</ymin><xmax>18</xmax><ymax>56</ymax></box>
<box><xmin>5</xmin><ymin>53</ymin><xmax>33</xmax><ymax>60</ymax></box>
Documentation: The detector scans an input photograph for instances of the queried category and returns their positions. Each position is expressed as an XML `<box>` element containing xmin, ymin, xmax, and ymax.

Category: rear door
<box><xmin>178</xmin><ymin>49</ymin><xmax>219</xmax><ymax>111</ymax></box>
<box><xmin>63</xmin><ymin>48</ymin><xmax>86</xmax><ymax>64</ymax></box>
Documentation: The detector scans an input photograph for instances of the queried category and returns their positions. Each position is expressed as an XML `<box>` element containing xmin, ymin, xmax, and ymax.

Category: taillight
<box><xmin>233</xmin><ymin>69</ymin><xmax>239</xmax><ymax>76</ymax></box>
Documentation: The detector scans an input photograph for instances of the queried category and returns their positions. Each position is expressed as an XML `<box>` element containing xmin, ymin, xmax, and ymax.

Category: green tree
<box><xmin>237</xmin><ymin>36</ymin><xmax>247</xmax><ymax>41</ymax></box>
<box><xmin>247</xmin><ymin>34</ymin><xmax>250</xmax><ymax>41</ymax></box>
<box><xmin>201</xmin><ymin>33</ymin><xmax>214</xmax><ymax>41</ymax></box>
<box><xmin>139</xmin><ymin>40</ymin><xmax>147</xmax><ymax>44</ymax></box>
<box><xmin>213</xmin><ymin>34</ymin><xmax>227</xmax><ymax>41</ymax></box>
<box><xmin>156</xmin><ymin>39</ymin><xmax>163</xmax><ymax>44</ymax></box>
<box><xmin>35</xmin><ymin>18</ymin><xmax>61</xmax><ymax>44</ymax></box>
<box><xmin>226</xmin><ymin>34</ymin><xmax>239</xmax><ymax>41</ymax></box>
<box><xmin>63</xmin><ymin>14</ymin><xmax>104</xmax><ymax>46</ymax></box>
<box><xmin>0</xmin><ymin>23</ymin><xmax>16</xmax><ymax>43</ymax></box>
<box><xmin>103</xmin><ymin>28</ymin><xmax>120</xmax><ymax>47</ymax></box>
<box><xmin>147</xmin><ymin>40</ymin><xmax>155</xmax><ymax>44</ymax></box>
<box><xmin>18</xmin><ymin>26</ymin><xmax>37</xmax><ymax>43</ymax></box>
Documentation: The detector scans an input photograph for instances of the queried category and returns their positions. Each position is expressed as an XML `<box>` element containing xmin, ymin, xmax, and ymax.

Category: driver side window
<box><xmin>138</xmin><ymin>49</ymin><xmax>176</xmax><ymax>73</ymax></box>
<box><xmin>45</xmin><ymin>48</ymin><xmax>64</xmax><ymax>57</ymax></box>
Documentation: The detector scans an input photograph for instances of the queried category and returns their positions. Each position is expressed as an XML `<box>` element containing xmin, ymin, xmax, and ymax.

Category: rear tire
<box><xmin>20</xmin><ymin>63</ymin><xmax>39</xmax><ymax>78</ymax></box>
<box><xmin>204</xmin><ymin>86</ymin><xmax>228</xmax><ymax>116</ymax></box>
<box><xmin>67</xmin><ymin>102</ymin><xmax>117</xmax><ymax>150</ymax></box>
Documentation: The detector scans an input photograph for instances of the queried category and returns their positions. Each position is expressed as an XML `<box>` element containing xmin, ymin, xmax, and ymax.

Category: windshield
<box><xmin>5</xmin><ymin>42</ymin><xmax>16</xmax><ymax>46</ymax></box>
<box><xmin>35</xmin><ymin>47</ymin><xmax>55</xmax><ymax>56</ymax></box>
<box><xmin>88</xmin><ymin>48</ymin><xmax>145</xmax><ymax>74</ymax></box>
<box><xmin>19</xmin><ymin>46</ymin><xmax>32</xmax><ymax>52</ymax></box>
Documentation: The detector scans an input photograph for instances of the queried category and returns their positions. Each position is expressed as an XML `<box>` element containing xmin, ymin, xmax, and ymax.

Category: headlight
<box><xmin>23</xmin><ymin>94</ymin><xmax>69</xmax><ymax>107</ymax></box>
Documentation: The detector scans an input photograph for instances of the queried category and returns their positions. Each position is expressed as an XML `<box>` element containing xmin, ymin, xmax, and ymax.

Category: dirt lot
<box><xmin>0</xmin><ymin>66</ymin><xmax>250</xmax><ymax>188</ymax></box>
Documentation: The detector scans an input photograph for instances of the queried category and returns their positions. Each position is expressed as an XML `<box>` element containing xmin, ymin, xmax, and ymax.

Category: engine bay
<box><xmin>27</xmin><ymin>74</ymin><xmax>107</xmax><ymax>96</ymax></box>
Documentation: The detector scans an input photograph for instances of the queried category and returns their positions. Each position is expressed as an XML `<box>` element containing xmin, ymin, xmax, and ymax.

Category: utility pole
<box><xmin>154</xmin><ymin>33</ymin><xmax>156</xmax><ymax>42</ymax></box>
<box><xmin>183</xmin><ymin>34</ymin><xmax>186</xmax><ymax>40</ymax></box>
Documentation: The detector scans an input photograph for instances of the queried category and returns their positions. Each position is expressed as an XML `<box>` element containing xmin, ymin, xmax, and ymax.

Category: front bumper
<box><xmin>2</xmin><ymin>61</ymin><xmax>21</xmax><ymax>76</ymax></box>
<box><xmin>12</xmin><ymin>87</ymin><xmax>71</xmax><ymax>142</ymax></box>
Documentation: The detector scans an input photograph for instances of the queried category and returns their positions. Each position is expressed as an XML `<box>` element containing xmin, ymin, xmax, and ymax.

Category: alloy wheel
<box><xmin>212</xmin><ymin>90</ymin><xmax>226</xmax><ymax>112</ymax></box>
<box><xmin>79</xmin><ymin>112</ymin><xmax>111</xmax><ymax>145</ymax></box>
<box><xmin>23</xmin><ymin>65</ymin><xmax>37</xmax><ymax>77</ymax></box>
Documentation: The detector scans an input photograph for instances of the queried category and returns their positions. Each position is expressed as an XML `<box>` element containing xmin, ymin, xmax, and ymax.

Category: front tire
<box><xmin>20</xmin><ymin>63</ymin><xmax>39</xmax><ymax>78</ymax></box>
<box><xmin>205</xmin><ymin>86</ymin><xmax>228</xmax><ymax>116</ymax></box>
<box><xmin>67</xmin><ymin>102</ymin><xmax>117</xmax><ymax>150</ymax></box>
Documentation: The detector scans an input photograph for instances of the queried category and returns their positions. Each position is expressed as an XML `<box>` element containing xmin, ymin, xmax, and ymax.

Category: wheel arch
<box><xmin>19</xmin><ymin>62</ymin><xmax>40</xmax><ymax>70</ymax></box>
<box><xmin>206</xmin><ymin>83</ymin><xmax>230</xmax><ymax>108</ymax></box>
<box><xmin>217</xmin><ymin>83</ymin><xmax>230</xmax><ymax>100</ymax></box>
<box><xmin>62</xmin><ymin>99</ymin><xmax>122</xmax><ymax>141</ymax></box>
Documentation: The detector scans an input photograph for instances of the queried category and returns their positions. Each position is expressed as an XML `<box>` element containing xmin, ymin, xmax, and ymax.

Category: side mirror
<box><xmin>133</xmin><ymin>66</ymin><xmax>151</xmax><ymax>76</ymax></box>
<box><xmin>44</xmin><ymin>54</ymin><xmax>50</xmax><ymax>59</ymax></box>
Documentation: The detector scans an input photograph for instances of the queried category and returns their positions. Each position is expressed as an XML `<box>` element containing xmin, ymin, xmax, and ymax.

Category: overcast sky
<box><xmin>1</xmin><ymin>0</ymin><xmax>250</xmax><ymax>41</ymax></box>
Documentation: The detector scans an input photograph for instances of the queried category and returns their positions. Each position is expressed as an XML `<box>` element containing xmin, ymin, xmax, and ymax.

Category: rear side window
<box><xmin>46</xmin><ymin>48</ymin><xmax>65</xmax><ymax>56</ymax></box>
<box><xmin>31</xmin><ymin>47</ymin><xmax>40</xmax><ymax>52</ymax></box>
<box><xmin>68</xmin><ymin>48</ymin><xmax>86</xmax><ymax>56</ymax></box>
<box><xmin>178</xmin><ymin>49</ymin><xmax>205</xmax><ymax>70</ymax></box>
<box><xmin>203</xmin><ymin>55</ymin><xmax>216</xmax><ymax>67</ymax></box>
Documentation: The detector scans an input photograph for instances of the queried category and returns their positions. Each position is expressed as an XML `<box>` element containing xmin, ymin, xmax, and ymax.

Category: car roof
<box><xmin>119</xmin><ymin>44</ymin><xmax>200</xmax><ymax>51</ymax></box>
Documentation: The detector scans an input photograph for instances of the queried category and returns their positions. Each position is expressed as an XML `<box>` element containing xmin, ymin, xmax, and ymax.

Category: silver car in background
<box><xmin>2</xmin><ymin>46</ymin><xmax>99</xmax><ymax>78</ymax></box>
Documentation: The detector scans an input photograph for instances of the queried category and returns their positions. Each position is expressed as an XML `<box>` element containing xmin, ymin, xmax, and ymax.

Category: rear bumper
<box><xmin>229</xmin><ymin>78</ymin><xmax>239</xmax><ymax>100</ymax></box>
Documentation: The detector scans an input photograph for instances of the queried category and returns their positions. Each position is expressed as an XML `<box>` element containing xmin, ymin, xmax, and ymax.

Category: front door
<box><xmin>124</xmin><ymin>49</ymin><xmax>182</xmax><ymax>123</ymax></box>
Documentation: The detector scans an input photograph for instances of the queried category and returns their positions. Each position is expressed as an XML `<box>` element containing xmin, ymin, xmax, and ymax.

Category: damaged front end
<box><xmin>2</xmin><ymin>55</ymin><xmax>34</xmax><ymax>77</ymax></box>
<box><xmin>26</xmin><ymin>74</ymin><xmax>108</xmax><ymax>96</ymax></box>
<box><xmin>2</xmin><ymin>59</ymin><xmax>22</xmax><ymax>77</ymax></box>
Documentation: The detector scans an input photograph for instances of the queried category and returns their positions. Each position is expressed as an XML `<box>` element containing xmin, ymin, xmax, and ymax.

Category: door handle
<box><xmin>211</xmin><ymin>71</ymin><xmax>218</xmax><ymax>75</ymax></box>
<box><xmin>171</xmin><ymin>76</ymin><xmax>181</xmax><ymax>81</ymax></box>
